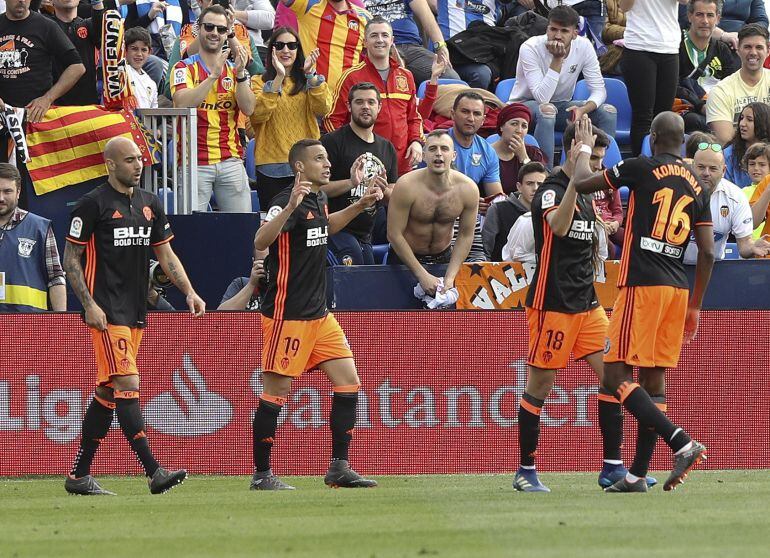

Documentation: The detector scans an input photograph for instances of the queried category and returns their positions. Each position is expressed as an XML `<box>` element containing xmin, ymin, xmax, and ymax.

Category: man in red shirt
<box><xmin>324</xmin><ymin>16</ymin><xmax>423</xmax><ymax>176</ymax></box>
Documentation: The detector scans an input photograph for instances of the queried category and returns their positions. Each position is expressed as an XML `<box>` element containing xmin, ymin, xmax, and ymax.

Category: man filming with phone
<box><xmin>171</xmin><ymin>4</ymin><xmax>257</xmax><ymax>212</ymax></box>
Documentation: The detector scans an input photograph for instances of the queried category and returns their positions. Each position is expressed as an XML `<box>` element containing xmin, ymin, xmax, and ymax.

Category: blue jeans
<box><xmin>455</xmin><ymin>63</ymin><xmax>492</xmax><ymax>90</ymax></box>
<box><xmin>523</xmin><ymin>100</ymin><xmax>617</xmax><ymax>167</ymax></box>
<box><xmin>329</xmin><ymin>231</ymin><xmax>374</xmax><ymax>265</ymax></box>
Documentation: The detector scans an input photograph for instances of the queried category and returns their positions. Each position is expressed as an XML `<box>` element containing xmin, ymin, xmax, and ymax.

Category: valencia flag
<box><xmin>25</xmin><ymin>105</ymin><xmax>154</xmax><ymax>195</ymax></box>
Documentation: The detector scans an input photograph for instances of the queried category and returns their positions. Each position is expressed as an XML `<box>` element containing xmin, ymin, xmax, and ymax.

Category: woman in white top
<box><xmin>620</xmin><ymin>0</ymin><xmax>687</xmax><ymax>155</ymax></box>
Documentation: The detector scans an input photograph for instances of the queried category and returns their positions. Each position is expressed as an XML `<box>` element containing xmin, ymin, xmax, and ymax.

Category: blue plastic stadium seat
<box><xmin>573</xmin><ymin>77</ymin><xmax>631</xmax><ymax>145</ymax></box>
<box><xmin>559</xmin><ymin>134</ymin><xmax>622</xmax><ymax>168</ymax></box>
<box><xmin>641</xmin><ymin>133</ymin><xmax>689</xmax><ymax>157</ymax></box>
<box><xmin>372</xmin><ymin>243</ymin><xmax>389</xmax><ymax>264</ymax></box>
<box><xmin>495</xmin><ymin>78</ymin><xmax>516</xmax><ymax>102</ymax></box>
<box><xmin>245</xmin><ymin>138</ymin><xmax>256</xmax><ymax>181</ymax></box>
<box><xmin>485</xmin><ymin>133</ymin><xmax>540</xmax><ymax>148</ymax></box>
<box><xmin>416</xmin><ymin>78</ymin><xmax>469</xmax><ymax>99</ymax></box>
<box><xmin>723</xmin><ymin>243</ymin><xmax>740</xmax><ymax>260</ymax></box>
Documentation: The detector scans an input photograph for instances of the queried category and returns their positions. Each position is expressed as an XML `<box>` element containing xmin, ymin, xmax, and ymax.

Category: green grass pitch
<box><xmin>1</xmin><ymin>471</ymin><xmax>768</xmax><ymax>558</ymax></box>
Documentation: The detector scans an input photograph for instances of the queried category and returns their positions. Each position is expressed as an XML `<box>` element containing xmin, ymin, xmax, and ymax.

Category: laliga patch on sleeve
<box><xmin>172</xmin><ymin>67</ymin><xmax>187</xmax><ymax>86</ymax></box>
<box><xmin>69</xmin><ymin>217</ymin><xmax>83</xmax><ymax>238</ymax></box>
<box><xmin>541</xmin><ymin>190</ymin><xmax>557</xmax><ymax>209</ymax></box>
<box><xmin>264</xmin><ymin>205</ymin><xmax>283</xmax><ymax>222</ymax></box>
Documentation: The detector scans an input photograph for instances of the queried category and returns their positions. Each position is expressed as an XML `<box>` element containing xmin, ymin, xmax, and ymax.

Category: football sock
<box><xmin>115</xmin><ymin>392</ymin><xmax>159</xmax><ymax>477</ymax></box>
<box><xmin>629</xmin><ymin>395</ymin><xmax>664</xmax><ymax>478</ymax></box>
<box><xmin>253</xmin><ymin>396</ymin><xmax>284</xmax><ymax>472</ymax></box>
<box><xmin>330</xmin><ymin>388</ymin><xmax>359</xmax><ymax>462</ymax></box>
<box><xmin>70</xmin><ymin>395</ymin><xmax>114</xmax><ymax>478</ymax></box>
<box><xmin>617</xmin><ymin>382</ymin><xmax>691</xmax><ymax>452</ymax></box>
<box><xmin>597</xmin><ymin>388</ymin><xmax>624</xmax><ymax>462</ymax></box>
<box><xmin>518</xmin><ymin>392</ymin><xmax>544</xmax><ymax>467</ymax></box>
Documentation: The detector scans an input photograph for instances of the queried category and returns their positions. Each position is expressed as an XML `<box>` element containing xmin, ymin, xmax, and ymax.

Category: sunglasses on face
<box><xmin>697</xmin><ymin>142</ymin><xmax>723</xmax><ymax>153</ymax></box>
<box><xmin>273</xmin><ymin>41</ymin><xmax>299</xmax><ymax>51</ymax></box>
<box><xmin>202</xmin><ymin>22</ymin><xmax>229</xmax><ymax>34</ymax></box>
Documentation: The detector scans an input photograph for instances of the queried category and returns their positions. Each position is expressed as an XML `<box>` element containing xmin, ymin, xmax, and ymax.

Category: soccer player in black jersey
<box><xmin>573</xmin><ymin>112</ymin><xmax>715</xmax><ymax>492</ymax></box>
<box><xmin>513</xmin><ymin>118</ymin><xmax>637</xmax><ymax>492</ymax></box>
<box><xmin>63</xmin><ymin>137</ymin><xmax>206</xmax><ymax>496</ymax></box>
<box><xmin>250</xmin><ymin>139</ymin><xmax>381</xmax><ymax>490</ymax></box>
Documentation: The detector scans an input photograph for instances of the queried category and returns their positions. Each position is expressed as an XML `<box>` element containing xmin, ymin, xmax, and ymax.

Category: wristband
<box><xmin>304</xmin><ymin>72</ymin><xmax>317</xmax><ymax>79</ymax></box>
<box><xmin>236</xmin><ymin>74</ymin><xmax>248</xmax><ymax>83</ymax></box>
<box><xmin>579</xmin><ymin>144</ymin><xmax>593</xmax><ymax>155</ymax></box>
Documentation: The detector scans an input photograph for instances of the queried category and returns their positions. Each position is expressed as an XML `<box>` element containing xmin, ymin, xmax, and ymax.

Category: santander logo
<box><xmin>144</xmin><ymin>354</ymin><xmax>233</xmax><ymax>436</ymax></box>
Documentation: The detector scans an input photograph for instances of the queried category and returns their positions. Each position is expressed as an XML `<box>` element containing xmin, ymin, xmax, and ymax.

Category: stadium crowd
<box><xmin>2</xmin><ymin>0</ymin><xmax>770</xmax><ymax>313</ymax></box>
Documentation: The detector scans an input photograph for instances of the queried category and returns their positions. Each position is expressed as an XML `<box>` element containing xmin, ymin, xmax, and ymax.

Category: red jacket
<box><xmin>324</xmin><ymin>55</ymin><xmax>423</xmax><ymax>176</ymax></box>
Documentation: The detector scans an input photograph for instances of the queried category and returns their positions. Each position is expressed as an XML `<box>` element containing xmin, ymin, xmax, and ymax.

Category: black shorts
<box><xmin>387</xmin><ymin>245</ymin><xmax>452</xmax><ymax>265</ymax></box>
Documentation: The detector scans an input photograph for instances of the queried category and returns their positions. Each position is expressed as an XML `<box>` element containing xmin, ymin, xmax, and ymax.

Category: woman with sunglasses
<box><xmin>249</xmin><ymin>27</ymin><xmax>331</xmax><ymax>210</ymax></box>
<box><xmin>723</xmin><ymin>102</ymin><xmax>770</xmax><ymax>187</ymax></box>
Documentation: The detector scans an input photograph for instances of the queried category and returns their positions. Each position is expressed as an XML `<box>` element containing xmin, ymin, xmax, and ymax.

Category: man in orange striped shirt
<box><xmin>171</xmin><ymin>5</ymin><xmax>256</xmax><ymax>211</ymax></box>
<box><xmin>282</xmin><ymin>0</ymin><xmax>371</xmax><ymax>91</ymax></box>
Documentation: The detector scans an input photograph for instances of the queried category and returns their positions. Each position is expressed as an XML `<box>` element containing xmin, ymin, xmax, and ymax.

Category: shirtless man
<box><xmin>386</xmin><ymin>129</ymin><xmax>479</xmax><ymax>295</ymax></box>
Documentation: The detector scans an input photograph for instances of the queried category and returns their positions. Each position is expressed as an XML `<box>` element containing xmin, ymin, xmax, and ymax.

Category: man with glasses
<box><xmin>685</xmin><ymin>141</ymin><xmax>770</xmax><ymax>261</ymax></box>
<box><xmin>171</xmin><ymin>4</ymin><xmax>257</xmax><ymax>212</ymax></box>
<box><xmin>572</xmin><ymin>111</ymin><xmax>715</xmax><ymax>492</ymax></box>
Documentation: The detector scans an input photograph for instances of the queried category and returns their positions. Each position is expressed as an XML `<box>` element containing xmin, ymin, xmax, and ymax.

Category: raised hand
<box><xmin>288</xmin><ymin>172</ymin><xmax>312</xmax><ymax>209</ymax></box>
<box><xmin>303</xmin><ymin>48</ymin><xmax>320</xmax><ymax>75</ymax></box>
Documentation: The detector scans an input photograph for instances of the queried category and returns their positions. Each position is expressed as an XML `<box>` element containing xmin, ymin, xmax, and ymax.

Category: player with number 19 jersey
<box><xmin>602</xmin><ymin>154</ymin><xmax>712</xmax><ymax>367</ymax></box>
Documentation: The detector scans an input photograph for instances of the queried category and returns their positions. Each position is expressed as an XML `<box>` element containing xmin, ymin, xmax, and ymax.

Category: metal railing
<box><xmin>137</xmin><ymin>108</ymin><xmax>198</xmax><ymax>215</ymax></box>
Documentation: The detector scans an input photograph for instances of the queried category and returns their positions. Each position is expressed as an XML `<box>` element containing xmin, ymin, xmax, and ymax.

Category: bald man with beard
<box><xmin>63</xmin><ymin>137</ymin><xmax>205</xmax><ymax>496</ymax></box>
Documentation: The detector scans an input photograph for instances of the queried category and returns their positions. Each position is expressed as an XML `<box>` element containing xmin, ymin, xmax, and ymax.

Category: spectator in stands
<box><xmin>171</xmin><ymin>5</ymin><xmax>256</xmax><ymax>212</ymax></box>
<box><xmin>449</xmin><ymin>91</ymin><xmax>504</xmax><ymax>206</ymax></box>
<box><xmin>125</xmin><ymin>27</ymin><xmax>158</xmax><ymax>109</ymax></box>
<box><xmin>680</xmin><ymin>0</ymin><xmax>768</xmax><ymax>37</ymax></box>
<box><xmin>588</xmin><ymin>127</ymin><xmax>624</xmax><ymax>258</ymax></box>
<box><xmin>232</xmin><ymin>0</ymin><xmax>276</xmax><ymax>64</ymax></box>
<box><xmin>510</xmin><ymin>5</ymin><xmax>616</xmax><ymax>167</ymax></box>
<box><xmin>744</xmin><ymin>141</ymin><xmax>770</xmax><ymax>190</ymax></box>
<box><xmin>448</xmin><ymin>91</ymin><xmax>504</xmax><ymax>261</ymax></box>
<box><xmin>684</xmin><ymin>140</ymin><xmax>770</xmax><ymax>262</ymax></box>
<box><xmin>362</xmin><ymin>0</ymin><xmax>457</xmax><ymax>85</ymax></box>
<box><xmin>684</xmin><ymin>129</ymin><xmax>717</xmax><ymax>159</ymax></box>
<box><xmin>723</xmin><ymin>102</ymin><xmax>770</xmax><ymax>186</ymax></box>
<box><xmin>620</xmin><ymin>0</ymin><xmax>681</xmax><ymax>156</ymax></box>
<box><xmin>677</xmin><ymin>0</ymin><xmax>740</xmax><ymax>134</ymax></box>
<box><xmin>0</xmin><ymin>0</ymin><xmax>85</xmax><ymax>123</ymax></box>
<box><xmin>321</xmin><ymin>82</ymin><xmax>398</xmax><ymax>265</ymax></box>
<box><xmin>706</xmin><ymin>24</ymin><xmax>770</xmax><ymax>145</ymax></box>
<box><xmin>218</xmin><ymin>238</ymin><xmax>268</xmax><ymax>310</ymax></box>
<box><xmin>0</xmin><ymin>164</ymin><xmax>65</xmax><ymax>312</ymax></box>
<box><xmin>482</xmin><ymin>161</ymin><xmax>546</xmax><ymax>261</ymax></box>
<box><xmin>599</xmin><ymin>0</ymin><xmax>625</xmax><ymax>76</ymax></box>
<box><xmin>491</xmin><ymin>103</ymin><xmax>547</xmax><ymax>194</ymax></box>
<box><xmin>164</xmin><ymin>0</ymin><xmax>265</xmax><ymax>99</ymax></box>
<box><xmin>249</xmin><ymin>27</ymin><xmax>330</xmax><ymax>210</ymax></box>
<box><xmin>387</xmin><ymin>130</ymin><xmax>479</xmax><ymax>295</ymax></box>
<box><xmin>48</xmin><ymin>0</ymin><xmax>103</xmax><ymax>106</ymax></box>
<box><xmin>510</xmin><ymin>0</ymin><xmax>607</xmax><ymax>42</ymax></box>
<box><xmin>747</xmin><ymin>142</ymin><xmax>770</xmax><ymax>240</ymax></box>
<box><xmin>281</xmin><ymin>0</ymin><xmax>371</xmax><ymax>91</ymax></box>
<box><xmin>325</xmin><ymin>16</ymin><xmax>423</xmax><ymax>176</ymax></box>
<box><xmin>433</xmin><ymin>0</ymin><xmax>498</xmax><ymax>89</ymax></box>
